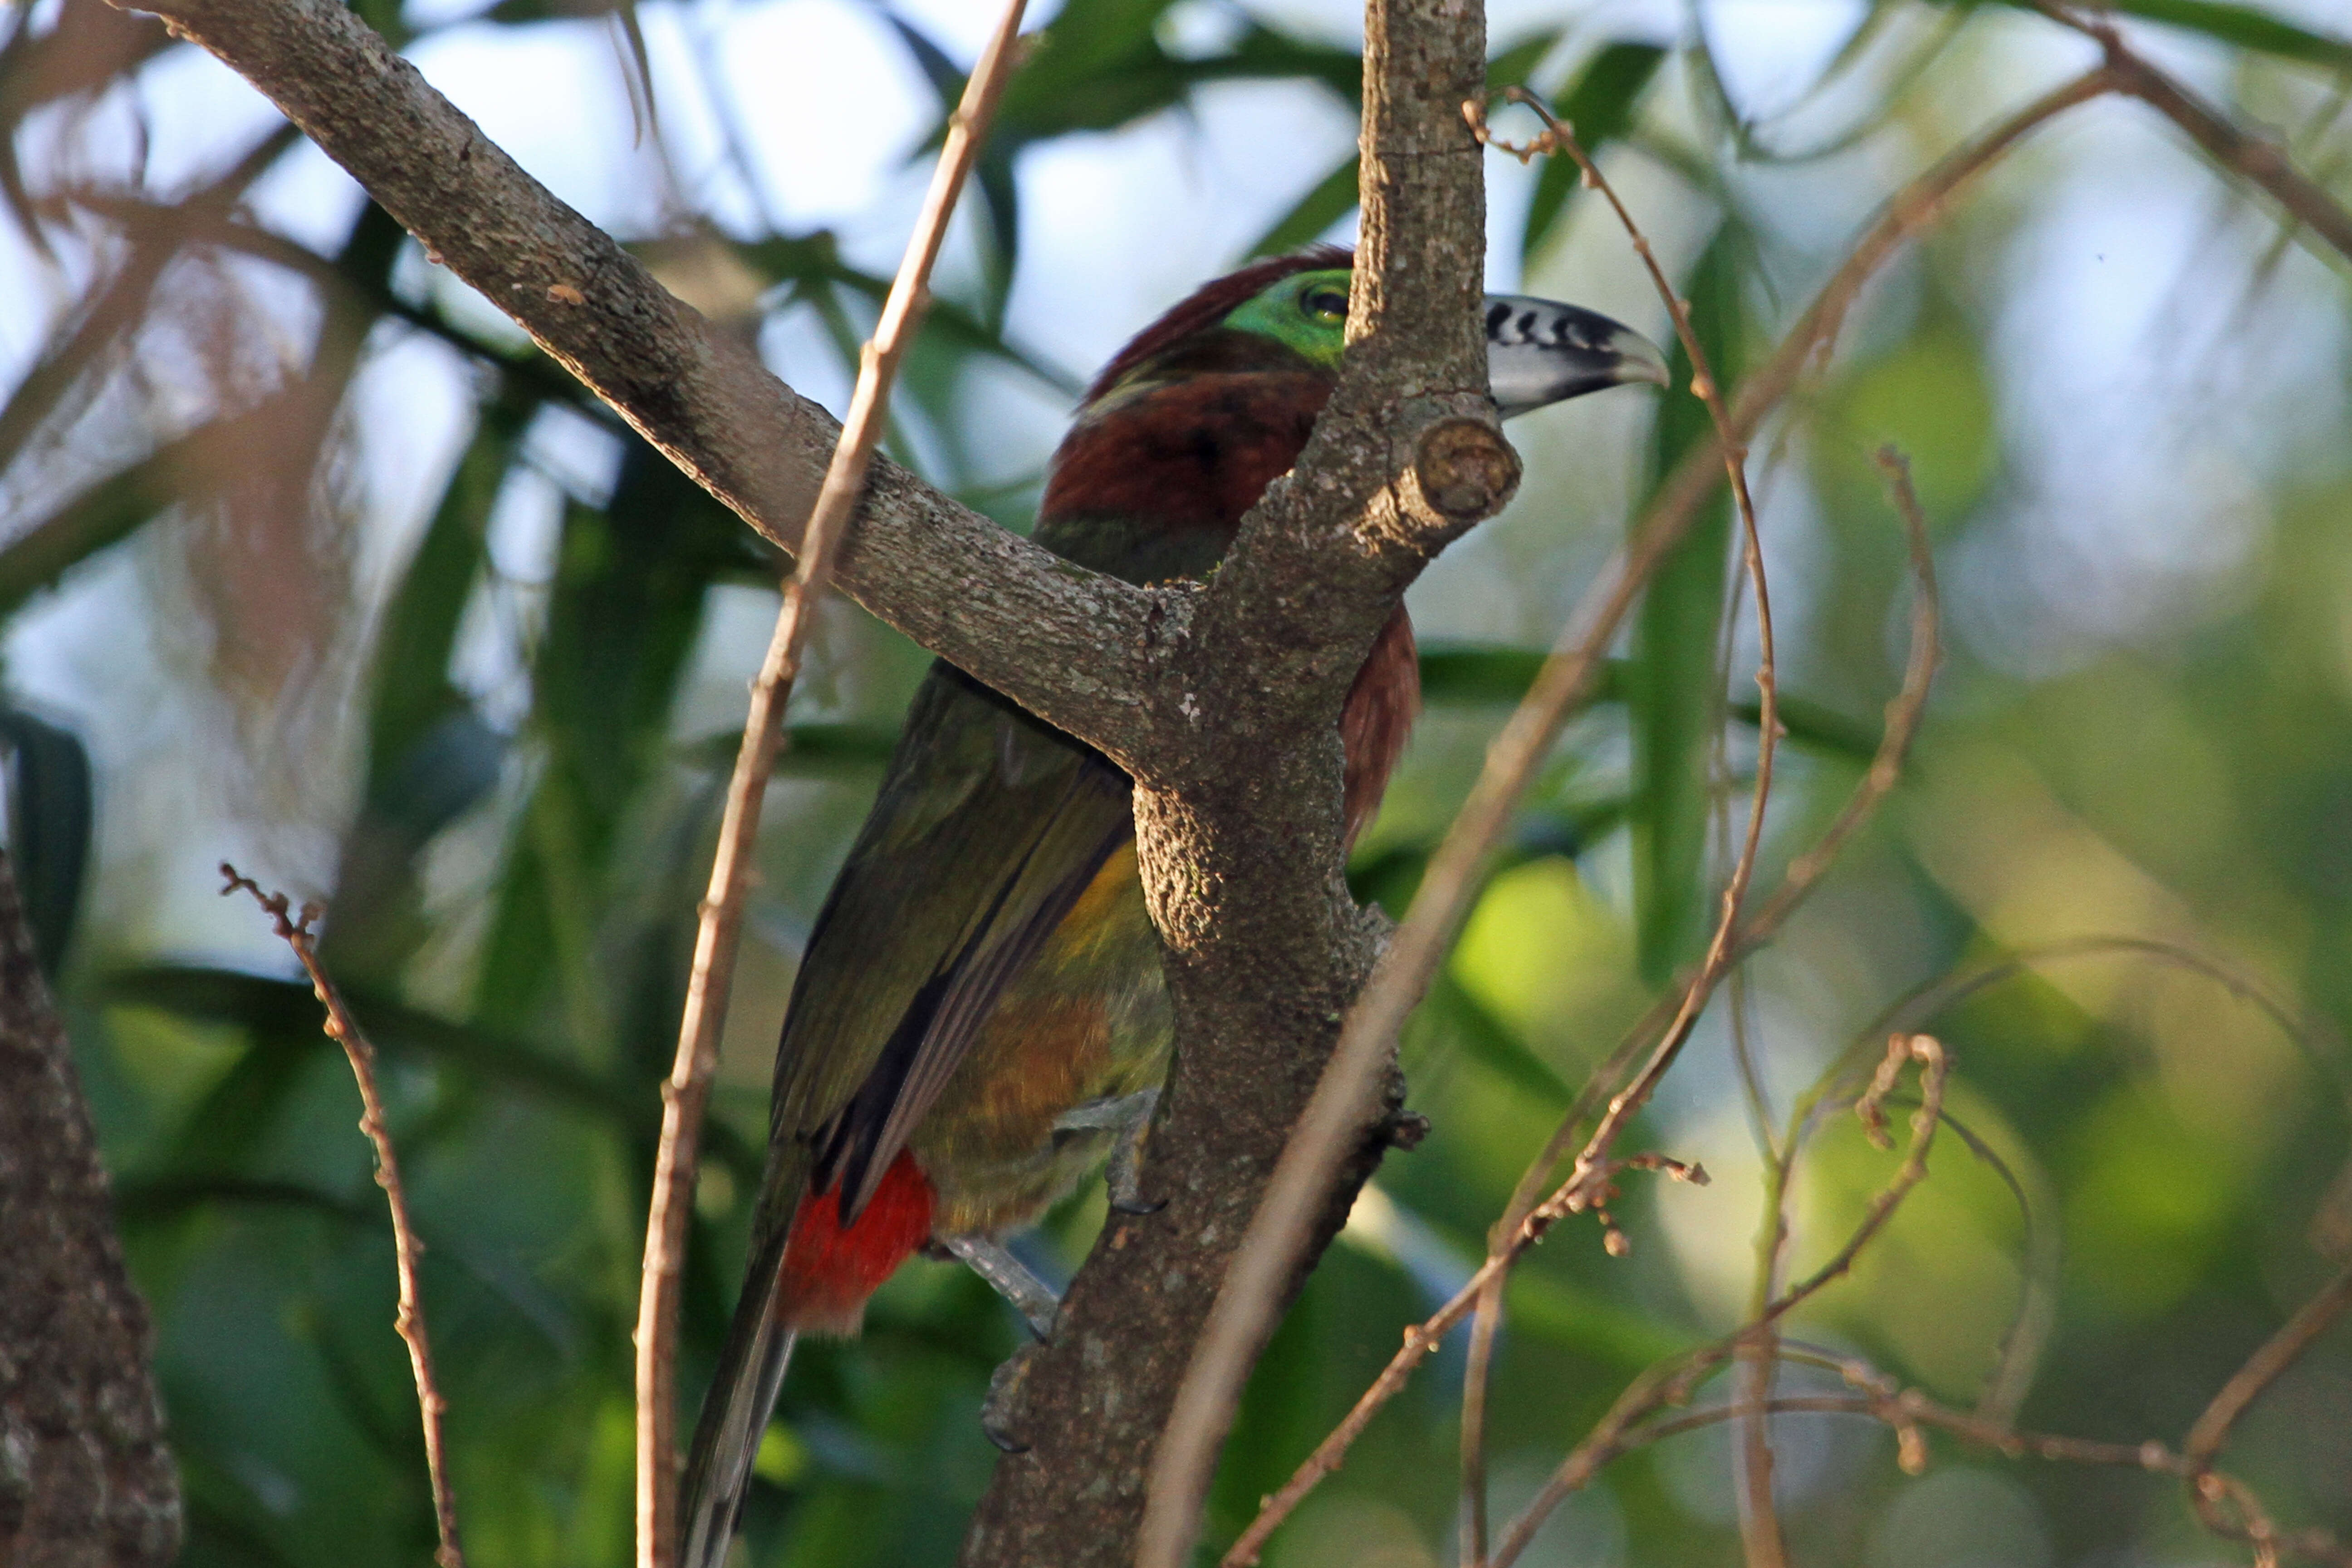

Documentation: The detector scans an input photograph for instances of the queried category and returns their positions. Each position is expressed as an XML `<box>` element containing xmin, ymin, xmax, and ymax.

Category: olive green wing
<box><xmin>761</xmin><ymin>659</ymin><xmax>1135</xmax><ymax>1234</ymax></box>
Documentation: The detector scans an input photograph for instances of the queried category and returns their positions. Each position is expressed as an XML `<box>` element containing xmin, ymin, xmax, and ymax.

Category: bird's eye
<box><xmin>1302</xmin><ymin>287</ymin><xmax>1348</xmax><ymax>323</ymax></box>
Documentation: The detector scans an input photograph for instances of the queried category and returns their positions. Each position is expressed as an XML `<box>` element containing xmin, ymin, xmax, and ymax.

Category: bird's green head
<box><xmin>1076</xmin><ymin>246</ymin><xmax>1667</xmax><ymax>420</ymax></box>
<box><xmin>1216</xmin><ymin>266</ymin><xmax>1354</xmax><ymax>371</ymax></box>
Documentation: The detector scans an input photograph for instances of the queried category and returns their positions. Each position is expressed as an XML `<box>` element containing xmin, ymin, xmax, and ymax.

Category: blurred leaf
<box><xmin>979</xmin><ymin>2</ymin><xmax>1359</xmax><ymax>151</ymax></box>
<box><xmin>0</xmin><ymin>123</ymin><xmax>296</xmax><ymax>481</ymax></box>
<box><xmin>1519</xmin><ymin>42</ymin><xmax>1666</xmax><ymax>265</ymax></box>
<box><xmin>681</xmin><ymin>722</ymin><xmax>902</xmax><ymax>779</ymax></box>
<box><xmin>974</xmin><ymin>150</ymin><xmax>1022</xmax><ymax>329</ymax></box>
<box><xmin>611</xmin><ymin>4</ymin><xmax>659</xmax><ymax>147</ymax></box>
<box><xmin>1979</xmin><ymin>0</ymin><xmax>2352</xmax><ymax>69</ymax></box>
<box><xmin>1814</xmin><ymin>302</ymin><xmax>1998</xmax><ymax>529</ymax></box>
<box><xmin>321</xmin><ymin>385</ymin><xmax>531</xmax><ymax>983</ymax></box>
<box><xmin>1248</xmin><ymin>31</ymin><xmax>1566</xmax><ymax>258</ymax></box>
<box><xmin>730</xmin><ymin>233</ymin><xmax>1078</xmax><ymax>395</ymax></box>
<box><xmin>1686</xmin><ymin>3</ymin><xmax>1967</xmax><ymax>165</ymax></box>
<box><xmin>0</xmin><ymin>706</ymin><xmax>90</xmax><ymax>976</ymax></box>
<box><xmin>1248</xmin><ymin>155</ymin><xmax>1357</xmax><ymax>258</ymax></box>
<box><xmin>473</xmin><ymin>434</ymin><xmax>743</xmax><ymax>1057</ymax></box>
<box><xmin>1486</xmin><ymin>29</ymin><xmax>1562</xmax><ymax>91</ymax></box>
<box><xmin>1629</xmin><ymin>224</ymin><xmax>1745</xmax><ymax>987</ymax></box>
<box><xmin>1417</xmin><ymin>644</ymin><xmax>1880</xmax><ymax>763</ymax></box>
<box><xmin>876</xmin><ymin>6</ymin><xmax>964</xmax><ymax>106</ymax></box>
<box><xmin>115</xmin><ymin>1175</ymin><xmax>377</xmax><ymax>1228</ymax></box>
<box><xmin>0</xmin><ymin>0</ymin><xmax>176</xmax><ymax>252</ymax></box>
<box><xmin>1429</xmin><ymin>969</ymin><xmax>1575</xmax><ymax>1110</ymax></box>
<box><xmin>1503</xmin><ymin>1264</ymin><xmax>1689</xmax><ymax>1367</ymax></box>
<box><xmin>101</xmin><ymin>965</ymin><xmax>766</xmax><ymax>1180</ymax></box>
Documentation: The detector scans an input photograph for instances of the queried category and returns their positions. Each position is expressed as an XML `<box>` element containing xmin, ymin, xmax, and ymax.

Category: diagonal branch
<box><xmin>221</xmin><ymin>865</ymin><xmax>464</xmax><ymax>1568</ymax></box>
<box><xmin>105</xmin><ymin>0</ymin><xmax>1164</xmax><ymax>769</ymax></box>
<box><xmin>2032</xmin><ymin>0</ymin><xmax>2352</xmax><ymax>267</ymax></box>
<box><xmin>630</xmin><ymin>5</ymin><xmax>1029</xmax><ymax>1563</ymax></box>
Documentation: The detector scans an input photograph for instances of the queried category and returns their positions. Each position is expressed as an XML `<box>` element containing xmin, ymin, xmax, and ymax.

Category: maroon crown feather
<box><xmin>1080</xmin><ymin>245</ymin><xmax>1352</xmax><ymax>405</ymax></box>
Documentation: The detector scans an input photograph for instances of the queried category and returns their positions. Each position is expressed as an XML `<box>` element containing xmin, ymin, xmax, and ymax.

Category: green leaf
<box><xmin>320</xmin><ymin>382</ymin><xmax>528</xmax><ymax>984</ymax></box>
<box><xmin>1980</xmin><ymin>0</ymin><xmax>2352</xmax><ymax>69</ymax></box>
<box><xmin>1416</xmin><ymin>643</ymin><xmax>1880</xmax><ymax>764</ymax></box>
<box><xmin>1246</xmin><ymin>155</ymin><xmax>1358</xmax><ymax>257</ymax></box>
<box><xmin>1429</xmin><ymin>970</ymin><xmax>1575</xmax><ymax>1110</ymax></box>
<box><xmin>1487</xmin><ymin>29</ymin><xmax>1562</xmax><ymax>91</ymax></box>
<box><xmin>0</xmin><ymin>707</ymin><xmax>91</xmax><ymax>976</ymax></box>
<box><xmin>1630</xmin><ymin>224</ymin><xmax>1745</xmax><ymax>987</ymax></box>
<box><xmin>1519</xmin><ymin>42</ymin><xmax>1666</xmax><ymax>266</ymax></box>
<box><xmin>728</xmin><ymin>233</ymin><xmax>1079</xmax><ymax>395</ymax></box>
<box><xmin>679</xmin><ymin>722</ymin><xmax>903</xmax><ymax>779</ymax></box>
<box><xmin>473</xmin><ymin>434</ymin><xmax>739</xmax><ymax>1041</ymax></box>
<box><xmin>100</xmin><ymin>965</ymin><xmax>766</xmax><ymax>1180</ymax></box>
<box><xmin>1247</xmin><ymin>33</ymin><xmax>1566</xmax><ymax>259</ymax></box>
<box><xmin>984</xmin><ymin>5</ymin><xmax>1359</xmax><ymax>150</ymax></box>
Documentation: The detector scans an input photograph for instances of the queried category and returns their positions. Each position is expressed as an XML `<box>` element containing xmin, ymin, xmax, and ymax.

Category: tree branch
<box><xmin>107</xmin><ymin>0</ymin><xmax>1166</xmax><ymax>769</ymax></box>
<box><xmin>634</xmin><ymin>5</ymin><xmax>1028</xmax><ymax>1560</ymax></box>
<box><xmin>969</xmin><ymin>2</ymin><xmax>1508</xmax><ymax>1563</ymax></box>
<box><xmin>0</xmin><ymin>850</ymin><xmax>180</xmax><ymax>1567</ymax></box>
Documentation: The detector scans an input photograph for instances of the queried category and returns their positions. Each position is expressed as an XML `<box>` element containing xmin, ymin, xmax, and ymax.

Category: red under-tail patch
<box><xmin>778</xmin><ymin>1151</ymin><xmax>936</xmax><ymax>1336</ymax></box>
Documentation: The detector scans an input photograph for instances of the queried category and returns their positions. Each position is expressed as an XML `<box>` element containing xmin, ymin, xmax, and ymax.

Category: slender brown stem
<box><xmin>1486</xmin><ymin>1037</ymin><xmax>1950</xmax><ymax>1568</ymax></box>
<box><xmin>1456</xmin><ymin>1271</ymin><xmax>1506</xmax><ymax>1568</ymax></box>
<box><xmin>1224</xmin><ymin>73</ymin><xmax>2021</xmax><ymax>1553</ymax></box>
<box><xmin>1490</xmin><ymin>68</ymin><xmax>2081</xmax><ymax>1251</ymax></box>
<box><xmin>628</xmin><ymin>6</ymin><xmax>1029</xmax><ymax>1563</ymax></box>
<box><xmin>2032</xmin><ymin>0</ymin><xmax>2352</xmax><ymax>268</ymax></box>
<box><xmin>1473</xmin><ymin>90</ymin><xmax>1791</xmax><ymax>1568</ymax></box>
<box><xmin>2185</xmin><ymin>1263</ymin><xmax>2352</xmax><ymax>1465</ymax></box>
<box><xmin>221</xmin><ymin>866</ymin><xmax>465</xmax><ymax>1568</ymax></box>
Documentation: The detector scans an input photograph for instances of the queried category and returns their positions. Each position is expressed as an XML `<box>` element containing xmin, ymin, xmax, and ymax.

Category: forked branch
<box><xmin>630</xmin><ymin>5</ymin><xmax>1030</xmax><ymax>1563</ymax></box>
<box><xmin>220</xmin><ymin>865</ymin><xmax>464</xmax><ymax>1568</ymax></box>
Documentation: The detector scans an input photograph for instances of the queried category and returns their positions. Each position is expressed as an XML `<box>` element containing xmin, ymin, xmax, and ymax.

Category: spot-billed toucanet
<box><xmin>680</xmin><ymin>247</ymin><xmax>1667</xmax><ymax>1565</ymax></box>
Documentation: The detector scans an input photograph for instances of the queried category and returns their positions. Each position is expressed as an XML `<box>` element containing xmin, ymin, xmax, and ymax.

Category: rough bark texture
<box><xmin>961</xmin><ymin>3</ymin><xmax>1499</xmax><ymax>1562</ymax></box>
<box><xmin>0</xmin><ymin>852</ymin><xmax>181</xmax><ymax>1568</ymax></box>
<box><xmin>100</xmin><ymin>0</ymin><xmax>1505</xmax><ymax>1561</ymax></box>
<box><xmin>128</xmin><ymin>0</ymin><xmax>1166</xmax><ymax>768</ymax></box>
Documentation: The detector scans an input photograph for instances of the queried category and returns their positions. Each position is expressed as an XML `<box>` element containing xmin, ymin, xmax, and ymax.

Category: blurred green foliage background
<box><xmin>0</xmin><ymin>0</ymin><xmax>2348</xmax><ymax>1563</ymax></box>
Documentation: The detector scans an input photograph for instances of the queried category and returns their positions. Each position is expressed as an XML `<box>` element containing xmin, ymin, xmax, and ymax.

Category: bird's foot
<box><xmin>981</xmin><ymin>1341</ymin><xmax>1045</xmax><ymax>1454</ymax></box>
<box><xmin>940</xmin><ymin>1235</ymin><xmax>1060</xmax><ymax>1341</ymax></box>
<box><xmin>1054</xmin><ymin>1088</ymin><xmax>1163</xmax><ymax>1214</ymax></box>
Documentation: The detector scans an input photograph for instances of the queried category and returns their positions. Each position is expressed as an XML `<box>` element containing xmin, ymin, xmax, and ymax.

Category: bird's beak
<box><xmin>1484</xmin><ymin>294</ymin><xmax>1671</xmax><ymax>418</ymax></box>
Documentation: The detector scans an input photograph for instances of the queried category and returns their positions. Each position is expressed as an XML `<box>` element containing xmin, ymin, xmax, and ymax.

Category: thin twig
<box><xmin>1485</xmin><ymin>1037</ymin><xmax>1950</xmax><ymax>1568</ymax></box>
<box><xmin>1456</xmin><ymin>1269</ymin><xmax>1506</xmax><ymax>1568</ymax></box>
<box><xmin>1614</xmin><ymin>1369</ymin><xmax>2352</xmax><ymax>1568</ymax></box>
<box><xmin>221</xmin><ymin>865</ymin><xmax>465</xmax><ymax>1568</ymax></box>
<box><xmin>1221</xmin><ymin>85</ymin><xmax>2009</xmax><ymax>1551</ymax></box>
<box><xmin>629</xmin><ymin>5</ymin><xmax>1029</xmax><ymax>1563</ymax></box>
<box><xmin>1747</xmin><ymin>446</ymin><xmax>1942</xmax><ymax>1406</ymax></box>
<box><xmin>1499</xmin><ymin>93</ymin><xmax>1788</xmax><ymax>1568</ymax></box>
<box><xmin>2185</xmin><ymin>1262</ymin><xmax>2352</xmax><ymax>1465</ymax></box>
<box><xmin>2034</xmin><ymin>0</ymin><xmax>2352</xmax><ymax>268</ymax></box>
<box><xmin>1456</xmin><ymin>91</ymin><xmax>1786</xmax><ymax>1568</ymax></box>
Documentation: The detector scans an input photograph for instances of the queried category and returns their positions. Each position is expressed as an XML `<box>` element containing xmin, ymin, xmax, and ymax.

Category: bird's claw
<box><xmin>1055</xmin><ymin>1088</ymin><xmax>1162</xmax><ymax>1215</ymax></box>
<box><xmin>982</xmin><ymin>1342</ymin><xmax>1046</xmax><ymax>1454</ymax></box>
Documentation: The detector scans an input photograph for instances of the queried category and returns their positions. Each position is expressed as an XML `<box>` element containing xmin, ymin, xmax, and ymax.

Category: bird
<box><xmin>677</xmin><ymin>245</ymin><xmax>1666</xmax><ymax>1567</ymax></box>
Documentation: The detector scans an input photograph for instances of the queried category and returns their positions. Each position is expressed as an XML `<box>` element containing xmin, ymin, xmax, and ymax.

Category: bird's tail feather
<box><xmin>678</xmin><ymin>1279</ymin><xmax>798</xmax><ymax>1568</ymax></box>
<box><xmin>679</xmin><ymin>1174</ymin><xmax>799</xmax><ymax>1568</ymax></box>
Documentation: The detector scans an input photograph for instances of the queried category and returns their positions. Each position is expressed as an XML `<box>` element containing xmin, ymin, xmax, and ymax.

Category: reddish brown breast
<box><xmin>1040</xmin><ymin>366</ymin><xmax>1418</xmax><ymax>844</ymax></box>
<box><xmin>1041</xmin><ymin>371</ymin><xmax>1333</xmax><ymax>539</ymax></box>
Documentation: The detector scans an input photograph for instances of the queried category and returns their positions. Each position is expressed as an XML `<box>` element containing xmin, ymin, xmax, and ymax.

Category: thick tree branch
<box><xmin>109</xmin><ymin>0</ymin><xmax>1526</xmax><ymax>1560</ymax></box>
<box><xmin>0</xmin><ymin>851</ymin><xmax>180</xmax><ymax>1568</ymax></box>
<box><xmin>973</xmin><ymin>5</ymin><xmax>1504</xmax><ymax>1567</ymax></box>
<box><xmin>108</xmin><ymin>0</ymin><xmax>1166</xmax><ymax>768</ymax></box>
